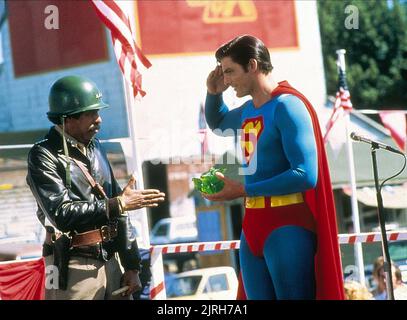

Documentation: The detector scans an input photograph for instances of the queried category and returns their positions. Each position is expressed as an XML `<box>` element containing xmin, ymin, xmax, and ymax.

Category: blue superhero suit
<box><xmin>205</xmin><ymin>90</ymin><xmax>319</xmax><ymax>299</ymax></box>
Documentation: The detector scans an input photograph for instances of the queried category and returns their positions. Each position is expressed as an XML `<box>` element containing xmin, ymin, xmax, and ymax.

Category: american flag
<box><xmin>379</xmin><ymin>111</ymin><xmax>406</xmax><ymax>152</ymax></box>
<box><xmin>324</xmin><ymin>68</ymin><xmax>353</xmax><ymax>143</ymax></box>
<box><xmin>91</xmin><ymin>0</ymin><xmax>151</xmax><ymax>98</ymax></box>
<box><xmin>198</xmin><ymin>103</ymin><xmax>208</xmax><ymax>157</ymax></box>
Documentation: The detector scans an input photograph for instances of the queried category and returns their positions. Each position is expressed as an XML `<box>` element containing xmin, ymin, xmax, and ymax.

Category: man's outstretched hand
<box><xmin>120</xmin><ymin>175</ymin><xmax>165</xmax><ymax>211</ymax></box>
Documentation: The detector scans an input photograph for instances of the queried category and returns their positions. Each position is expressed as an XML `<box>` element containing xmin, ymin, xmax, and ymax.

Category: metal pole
<box><xmin>371</xmin><ymin>146</ymin><xmax>395</xmax><ymax>300</ymax></box>
<box><xmin>121</xmin><ymin>77</ymin><xmax>151</xmax><ymax>249</ymax></box>
<box><xmin>122</xmin><ymin>72</ymin><xmax>167</xmax><ymax>300</ymax></box>
<box><xmin>345</xmin><ymin>113</ymin><xmax>365</xmax><ymax>285</ymax></box>
<box><xmin>119</xmin><ymin>1</ymin><xmax>166</xmax><ymax>299</ymax></box>
<box><xmin>336</xmin><ymin>49</ymin><xmax>365</xmax><ymax>284</ymax></box>
<box><xmin>118</xmin><ymin>0</ymin><xmax>152</xmax><ymax>250</ymax></box>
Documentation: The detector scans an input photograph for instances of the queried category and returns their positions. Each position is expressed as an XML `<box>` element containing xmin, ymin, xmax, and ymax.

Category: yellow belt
<box><xmin>245</xmin><ymin>193</ymin><xmax>304</xmax><ymax>209</ymax></box>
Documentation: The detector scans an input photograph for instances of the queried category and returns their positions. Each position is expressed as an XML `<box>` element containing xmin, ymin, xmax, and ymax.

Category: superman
<box><xmin>202</xmin><ymin>35</ymin><xmax>344</xmax><ymax>300</ymax></box>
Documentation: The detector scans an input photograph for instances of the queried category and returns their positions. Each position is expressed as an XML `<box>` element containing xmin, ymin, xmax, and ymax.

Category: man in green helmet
<box><xmin>26</xmin><ymin>75</ymin><xmax>165</xmax><ymax>300</ymax></box>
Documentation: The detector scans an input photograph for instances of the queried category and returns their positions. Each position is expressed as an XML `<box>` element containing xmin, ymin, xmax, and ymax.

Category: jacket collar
<box><xmin>45</xmin><ymin>126</ymin><xmax>95</xmax><ymax>156</ymax></box>
<box><xmin>49</xmin><ymin>125</ymin><xmax>95</xmax><ymax>149</ymax></box>
<box><xmin>54</xmin><ymin>125</ymin><xmax>87</xmax><ymax>155</ymax></box>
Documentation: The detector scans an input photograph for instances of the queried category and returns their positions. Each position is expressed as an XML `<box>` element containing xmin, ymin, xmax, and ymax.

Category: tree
<box><xmin>318</xmin><ymin>0</ymin><xmax>407</xmax><ymax>110</ymax></box>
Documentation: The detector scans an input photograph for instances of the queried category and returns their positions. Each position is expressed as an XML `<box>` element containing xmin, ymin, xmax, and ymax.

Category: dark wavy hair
<box><xmin>215</xmin><ymin>35</ymin><xmax>273</xmax><ymax>75</ymax></box>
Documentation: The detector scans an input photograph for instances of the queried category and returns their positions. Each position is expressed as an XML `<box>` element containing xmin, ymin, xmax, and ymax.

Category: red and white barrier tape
<box><xmin>337</xmin><ymin>230</ymin><xmax>407</xmax><ymax>244</ymax></box>
<box><xmin>149</xmin><ymin>230</ymin><xmax>407</xmax><ymax>299</ymax></box>
<box><xmin>150</xmin><ymin>230</ymin><xmax>407</xmax><ymax>256</ymax></box>
<box><xmin>149</xmin><ymin>240</ymin><xmax>240</xmax><ymax>300</ymax></box>
<box><xmin>150</xmin><ymin>240</ymin><xmax>240</xmax><ymax>255</ymax></box>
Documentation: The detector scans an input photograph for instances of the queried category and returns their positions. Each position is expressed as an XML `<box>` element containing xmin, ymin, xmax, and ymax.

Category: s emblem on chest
<box><xmin>241</xmin><ymin>116</ymin><xmax>264</xmax><ymax>164</ymax></box>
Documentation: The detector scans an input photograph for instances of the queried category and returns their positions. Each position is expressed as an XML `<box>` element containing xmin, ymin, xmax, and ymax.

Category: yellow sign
<box><xmin>0</xmin><ymin>184</ymin><xmax>13</xmax><ymax>191</ymax></box>
<box><xmin>186</xmin><ymin>0</ymin><xmax>257</xmax><ymax>24</ymax></box>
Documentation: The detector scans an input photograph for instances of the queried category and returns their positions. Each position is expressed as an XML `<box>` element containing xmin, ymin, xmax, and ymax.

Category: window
<box><xmin>389</xmin><ymin>241</ymin><xmax>407</xmax><ymax>261</ymax></box>
<box><xmin>166</xmin><ymin>275</ymin><xmax>201</xmax><ymax>298</ymax></box>
<box><xmin>154</xmin><ymin>224</ymin><xmax>169</xmax><ymax>237</ymax></box>
<box><xmin>205</xmin><ymin>274</ymin><xmax>228</xmax><ymax>292</ymax></box>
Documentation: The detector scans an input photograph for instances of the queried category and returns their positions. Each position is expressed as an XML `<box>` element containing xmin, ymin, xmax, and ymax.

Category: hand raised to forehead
<box><xmin>207</xmin><ymin>65</ymin><xmax>229</xmax><ymax>95</ymax></box>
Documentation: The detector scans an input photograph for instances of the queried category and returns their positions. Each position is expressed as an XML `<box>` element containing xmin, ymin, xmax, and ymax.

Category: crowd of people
<box><xmin>344</xmin><ymin>256</ymin><xmax>407</xmax><ymax>300</ymax></box>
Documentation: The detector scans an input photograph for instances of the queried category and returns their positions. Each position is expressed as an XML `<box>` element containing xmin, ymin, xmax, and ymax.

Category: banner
<box><xmin>8</xmin><ymin>0</ymin><xmax>108</xmax><ymax>76</ymax></box>
<box><xmin>0</xmin><ymin>258</ymin><xmax>45</xmax><ymax>300</ymax></box>
<box><xmin>135</xmin><ymin>0</ymin><xmax>298</xmax><ymax>55</ymax></box>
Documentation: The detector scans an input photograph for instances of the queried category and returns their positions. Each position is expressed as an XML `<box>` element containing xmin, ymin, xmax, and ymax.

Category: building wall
<box><xmin>0</xmin><ymin>10</ymin><xmax>129</xmax><ymax>140</ymax></box>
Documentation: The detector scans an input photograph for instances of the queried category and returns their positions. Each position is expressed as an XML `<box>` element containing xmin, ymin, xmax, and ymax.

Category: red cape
<box><xmin>237</xmin><ymin>81</ymin><xmax>345</xmax><ymax>300</ymax></box>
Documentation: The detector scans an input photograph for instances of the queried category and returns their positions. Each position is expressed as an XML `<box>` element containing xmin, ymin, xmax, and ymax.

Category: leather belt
<box><xmin>45</xmin><ymin>225</ymin><xmax>118</xmax><ymax>248</ymax></box>
<box><xmin>245</xmin><ymin>193</ymin><xmax>304</xmax><ymax>209</ymax></box>
<box><xmin>71</xmin><ymin>225</ymin><xmax>118</xmax><ymax>248</ymax></box>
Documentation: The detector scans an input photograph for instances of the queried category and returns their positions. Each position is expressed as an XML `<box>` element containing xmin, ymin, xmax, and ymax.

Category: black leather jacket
<box><xmin>26</xmin><ymin>127</ymin><xmax>140</xmax><ymax>271</ymax></box>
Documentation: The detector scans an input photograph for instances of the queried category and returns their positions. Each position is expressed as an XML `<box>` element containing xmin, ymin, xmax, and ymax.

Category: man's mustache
<box><xmin>90</xmin><ymin>125</ymin><xmax>100</xmax><ymax>131</ymax></box>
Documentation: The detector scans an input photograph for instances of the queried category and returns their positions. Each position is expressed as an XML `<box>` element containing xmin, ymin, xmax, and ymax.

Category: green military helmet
<box><xmin>47</xmin><ymin>75</ymin><xmax>109</xmax><ymax>118</ymax></box>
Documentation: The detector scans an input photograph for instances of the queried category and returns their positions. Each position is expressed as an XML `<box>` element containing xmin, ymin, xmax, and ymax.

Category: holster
<box><xmin>114</xmin><ymin>215</ymin><xmax>131</xmax><ymax>251</ymax></box>
<box><xmin>52</xmin><ymin>234</ymin><xmax>71</xmax><ymax>291</ymax></box>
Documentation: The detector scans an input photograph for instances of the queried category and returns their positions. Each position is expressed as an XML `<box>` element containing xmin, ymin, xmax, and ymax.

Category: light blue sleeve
<box><xmin>205</xmin><ymin>93</ymin><xmax>243</xmax><ymax>136</ymax></box>
<box><xmin>245</xmin><ymin>95</ymin><xmax>318</xmax><ymax>196</ymax></box>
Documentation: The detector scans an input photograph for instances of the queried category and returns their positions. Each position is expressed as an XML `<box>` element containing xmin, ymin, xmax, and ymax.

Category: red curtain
<box><xmin>0</xmin><ymin>258</ymin><xmax>45</xmax><ymax>300</ymax></box>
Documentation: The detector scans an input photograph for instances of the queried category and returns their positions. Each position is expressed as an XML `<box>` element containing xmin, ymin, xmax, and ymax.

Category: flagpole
<box><xmin>122</xmin><ymin>2</ymin><xmax>166</xmax><ymax>299</ymax></box>
<box><xmin>336</xmin><ymin>49</ymin><xmax>366</xmax><ymax>285</ymax></box>
<box><xmin>121</xmin><ymin>82</ymin><xmax>168</xmax><ymax>300</ymax></box>
<box><xmin>109</xmin><ymin>0</ymin><xmax>153</xmax><ymax>248</ymax></box>
<box><xmin>121</xmin><ymin>78</ymin><xmax>151</xmax><ymax>247</ymax></box>
<box><xmin>116</xmin><ymin>0</ymin><xmax>156</xmax><ymax>250</ymax></box>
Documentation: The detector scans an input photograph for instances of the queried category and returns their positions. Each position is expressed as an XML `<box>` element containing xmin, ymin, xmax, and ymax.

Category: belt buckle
<box><xmin>108</xmin><ymin>221</ymin><xmax>118</xmax><ymax>238</ymax></box>
<box><xmin>245</xmin><ymin>196</ymin><xmax>265</xmax><ymax>209</ymax></box>
<box><xmin>245</xmin><ymin>197</ymin><xmax>255</xmax><ymax>208</ymax></box>
<box><xmin>100</xmin><ymin>225</ymin><xmax>111</xmax><ymax>242</ymax></box>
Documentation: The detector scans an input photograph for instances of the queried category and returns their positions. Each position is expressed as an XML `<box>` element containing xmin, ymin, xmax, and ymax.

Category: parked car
<box><xmin>150</xmin><ymin>216</ymin><xmax>199</xmax><ymax>272</ymax></box>
<box><xmin>150</xmin><ymin>216</ymin><xmax>198</xmax><ymax>245</ymax></box>
<box><xmin>166</xmin><ymin>266</ymin><xmax>238</xmax><ymax>300</ymax></box>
